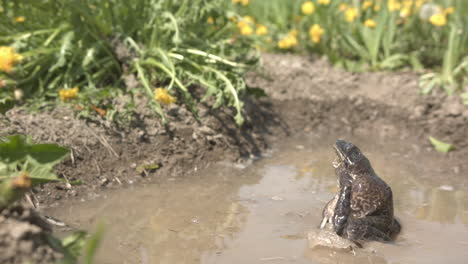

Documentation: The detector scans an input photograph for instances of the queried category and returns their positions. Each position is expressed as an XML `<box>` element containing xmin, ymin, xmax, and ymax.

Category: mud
<box><xmin>1</xmin><ymin>53</ymin><xmax>467</xmax><ymax>263</ymax></box>
<box><xmin>0</xmin><ymin>206</ymin><xmax>62</xmax><ymax>264</ymax></box>
<box><xmin>46</xmin><ymin>133</ymin><xmax>468</xmax><ymax>264</ymax></box>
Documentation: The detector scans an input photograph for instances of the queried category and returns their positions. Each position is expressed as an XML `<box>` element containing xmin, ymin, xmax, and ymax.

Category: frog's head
<box><xmin>332</xmin><ymin>140</ymin><xmax>372</xmax><ymax>178</ymax></box>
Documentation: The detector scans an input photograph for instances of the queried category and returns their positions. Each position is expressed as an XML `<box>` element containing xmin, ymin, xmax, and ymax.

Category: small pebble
<box><xmin>271</xmin><ymin>196</ymin><xmax>284</xmax><ymax>201</ymax></box>
<box><xmin>439</xmin><ymin>185</ymin><xmax>454</xmax><ymax>191</ymax></box>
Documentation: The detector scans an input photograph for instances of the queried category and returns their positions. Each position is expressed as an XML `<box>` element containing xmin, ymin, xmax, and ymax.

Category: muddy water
<box><xmin>47</xmin><ymin>133</ymin><xmax>468</xmax><ymax>264</ymax></box>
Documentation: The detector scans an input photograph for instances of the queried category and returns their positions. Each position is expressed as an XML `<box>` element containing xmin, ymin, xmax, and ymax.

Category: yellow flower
<box><xmin>444</xmin><ymin>7</ymin><xmax>455</xmax><ymax>15</ymax></box>
<box><xmin>415</xmin><ymin>0</ymin><xmax>426</xmax><ymax>9</ymax></box>
<box><xmin>374</xmin><ymin>4</ymin><xmax>381</xmax><ymax>11</ymax></box>
<box><xmin>59</xmin><ymin>87</ymin><xmax>79</xmax><ymax>101</ymax></box>
<box><xmin>15</xmin><ymin>16</ymin><xmax>25</xmax><ymax>22</ymax></box>
<box><xmin>339</xmin><ymin>3</ymin><xmax>348</xmax><ymax>11</ymax></box>
<box><xmin>240</xmin><ymin>25</ymin><xmax>253</xmax><ymax>35</ymax></box>
<box><xmin>345</xmin><ymin>7</ymin><xmax>358</xmax><ymax>22</ymax></box>
<box><xmin>0</xmin><ymin>46</ymin><xmax>23</xmax><ymax>73</ymax></box>
<box><xmin>318</xmin><ymin>0</ymin><xmax>330</xmax><ymax>5</ymax></box>
<box><xmin>388</xmin><ymin>0</ymin><xmax>401</xmax><ymax>11</ymax></box>
<box><xmin>277</xmin><ymin>34</ymin><xmax>298</xmax><ymax>49</ymax></box>
<box><xmin>402</xmin><ymin>0</ymin><xmax>413</xmax><ymax>8</ymax></box>
<box><xmin>364</xmin><ymin>19</ymin><xmax>377</xmax><ymax>28</ymax></box>
<box><xmin>207</xmin><ymin>17</ymin><xmax>214</xmax><ymax>24</ymax></box>
<box><xmin>301</xmin><ymin>1</ymin><xmax>315</xmax><ymax>15</ymax></box>
<box><xmin>309</xmin><ymin>24</ymin><xmax>324</xmax><ymax>43</ymax></box>
<box><xmin>400</xmin><ymin>7</ymin><xmax>411</xmax><ymax>18</ymax></box>
<box><xmin>429</xmin><ymin>13</ymin><xmax>447</xmax><ymax>27</ymax></box>
<box><xmin>289</xmin><ymin>29</ymin><xmax>298</xmax><ymax>37</ymax></box>
<box><xmin>243</xmin><ymin>16</ymin><xmax>255</xmax><ymax>24</ymax></box>
<box><xmin>237</xmin><ymin>16</ymin><xmax>254</xmax><ymax>30</ymax></box>
<box><xmin>154</xmin><ymin>88</ymin><xmax>176</xmax><ymax>105</ymax></box>
<box><xmin>287</xmin><ymin>35</ymin><xmax>298</xmax><ymax>47</ymax></box>
<box><xmin>362</xmin><ymin>1</ymin><xmax>373</xmax><ymax>11</ymax></box>
<box><xmin>232</xmin><ymin>0</ymin><xmax>249</xmax><ymax>5</ymax></box>
<box><xmin>255</xmin><ymin>24</ymin><xmax>268</xmax><ymax>36</ymax></box>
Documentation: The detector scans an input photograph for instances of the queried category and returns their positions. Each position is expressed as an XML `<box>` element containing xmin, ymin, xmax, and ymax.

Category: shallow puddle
<box><xmin>47</xmin><ymin>133</ymin><xmax>468</xmax><ymax>264</ymax></box>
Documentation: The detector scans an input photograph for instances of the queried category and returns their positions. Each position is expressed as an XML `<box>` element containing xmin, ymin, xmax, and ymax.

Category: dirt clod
<box><xmin>0</xmin><ymin>206</ymin><xmax>62</xmax><ymax>264</ymax></box>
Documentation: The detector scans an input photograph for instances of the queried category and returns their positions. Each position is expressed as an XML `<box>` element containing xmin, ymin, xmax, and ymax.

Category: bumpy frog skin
<box><xmin>320</xmin><ymin>140</ymin><xmax>401</xmax><ymax>243</ymax></box>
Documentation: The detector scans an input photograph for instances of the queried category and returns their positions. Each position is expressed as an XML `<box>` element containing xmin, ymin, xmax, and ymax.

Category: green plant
<box><xmin>420</xmin><ymin>25</ymin><xmax>468</xmax><ymax>94</ymax></box>
<box><xmin>230</xmin><ymin>0</ymin><xmax>468</xmax><ymax>95</ymax></box>
<box><xmin>1</xmin><ymin>0</ymin><xmax>258</xmax><ymax>125</ymax></box>
<box><xmin>0</xmin><ymin>135</ymin><xmax>69</xmax><ymax>210</ymax></box>
<box><xmin>48</xmin><ymin>223</ymin><xmax>105</xmax><ymax>264</ymax></box>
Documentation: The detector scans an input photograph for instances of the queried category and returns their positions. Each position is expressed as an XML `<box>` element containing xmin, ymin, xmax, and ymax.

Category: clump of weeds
<box><xmin>0</xmin><ymin>0</ymin><xmax>259</xmax><ymax>125</ymax></box>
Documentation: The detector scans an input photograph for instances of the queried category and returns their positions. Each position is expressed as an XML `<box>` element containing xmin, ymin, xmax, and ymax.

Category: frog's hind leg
<box><xmin>344</xmin><ymin>217</ymin><xmax>392</xmax><ymax>242</ymax></box>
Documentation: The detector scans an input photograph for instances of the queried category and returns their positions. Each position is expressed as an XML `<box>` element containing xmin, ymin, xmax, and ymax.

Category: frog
<box><xmin>319</xmin><ymin>140</ymin><xmax>401</xmax><ymax>244</ymax></box>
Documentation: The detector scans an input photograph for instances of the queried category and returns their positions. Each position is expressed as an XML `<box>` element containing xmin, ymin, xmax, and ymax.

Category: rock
<box><xmin>307</xmin><ymin>228</ymin><xmax>357</xmax><ymax>250</ymax></box>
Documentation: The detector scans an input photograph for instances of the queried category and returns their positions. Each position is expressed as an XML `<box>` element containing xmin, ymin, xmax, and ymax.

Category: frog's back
<box><xmin>350</xmin><ymin>173</ymin><xmax>394</xmax><ymax>219</ymax></box>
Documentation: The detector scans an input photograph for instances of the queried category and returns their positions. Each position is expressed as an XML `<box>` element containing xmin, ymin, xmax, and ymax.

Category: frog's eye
<box><xmin>344</xmin><ymin>142</ymin><xmax>353</xmax><ymax>151</ymax></box>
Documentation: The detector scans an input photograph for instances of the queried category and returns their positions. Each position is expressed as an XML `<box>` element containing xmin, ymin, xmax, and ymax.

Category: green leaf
<box><xmin>28</xmin><ymin>144</ymin><xmax>69</xmax><ymax>165</ymax></box>
<box><xmin>0</xmin><ymin>135</ymin><xmax>69</xmax><ymax>165</ymax></box>
<box><xmin>429</xmin><ymin>136</ymin><xmax>455</xmax><ymax>153</ymax></box>
<box><xmin>0</xmin><ymin>135</ymin><xmax>28</xmax><ymax>163</ymax></box>
<box><xmin>461</xmin><ymin>92</ymin><xmax>468</xmax><ymax>105</ymax></box>
<box><xmin>136</xmin><ymin>163</ymin><xmax>160</xmax><ymax>174</ymax></box>
<box><xmin>84</xmin><ymin>223</ymin><xmax>105</xmax><ymax>264</ymax></box>
<box><xmin>0</xmin><ymin>98</ymin><xmax>15</xmax><ymax>115</ymax></box>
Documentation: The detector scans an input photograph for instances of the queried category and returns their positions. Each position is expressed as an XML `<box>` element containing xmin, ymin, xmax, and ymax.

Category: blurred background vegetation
<box><xmin>0</xmin><ymin>0</ymin><xmax>467</xmax><ymax>124</ymax></box>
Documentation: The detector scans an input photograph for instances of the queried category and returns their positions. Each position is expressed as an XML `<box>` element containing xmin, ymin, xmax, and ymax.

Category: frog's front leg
<box><xmin>333</xmin><ymin>185</ymin><xmax>351</xmax><ymax>236</ymax></box>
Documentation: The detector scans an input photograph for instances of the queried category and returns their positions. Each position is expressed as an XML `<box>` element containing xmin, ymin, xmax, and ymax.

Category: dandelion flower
<box><xmin>345</xmin><ymin>7</ymin><xmax>359</xmax><ymax>22</ymax></box>
<box><xmin>244</xmin><ymin>16</ymin><xmax>255</xmax><ymax>24</ymax></box>
<box><xmin>402</xmin><ymin>0</ymin><xmax>413</xmax><ymax>9</ymax></box>
<box><xmin>318</xmin><ymin>0</ymin><xmax>330</xmax><ymax>5</ymax></box>
<box><xmin>289</xmin><ymin>29</ymin><xmax>298</xmax><ymax>37</ymax></box>
<box><xmin>15</xmin><ymin>16</ymin><xmax>25</xmax><ymax>22</ymax></box>
<box><xmin>59</xmin><ymin>87</ymin><xmax>79</xmax><ymax>101</ymax></box>
<box><xmin>241</xmin><ymin>0</ymin><xmax>249</xmax><ymax>6</ymax></box>
<box><xmin>339</xmin><ymin>3</ymin><xmax>348</xmax><ymax>11</ymax></box>
<box><xmin>256</xmin><ymin>24</ymin><xmax>268</xmax><ymax>36</ymax></box>
<box><xmin>444</xmin><ymin>7</ymin><xmax>455</xmax><ymax>15</ymax></box>
<box><xmin>362</xmin><ymin>1</ymin><xmax>372</xmax><ymax>11</ymax></box>
<box><xmin>364</xmin><ymin>19</ymin><xmax>377</xmax><ymax>28</ymax></box>
<box><xmin>415</xmin><ymin>0</ymin><xmax>426</xmax><ymax>9</ymax></box>
<box><xmin>240</xmin><ymin>25</ymin><xmax>253</xmax><ymax>35</ymax></box>
<box><xmin>0</xmin><ymin>46</ymin><xmax>23</xmax><ymax>73</ymax></box>
<box><xmin>400</xmin><ymin>7</ymin><xmax>411</xmax><ymax>18</ymax></box>
<box><xmin>388</xmin><ymin>0</ymin><xmax>402</xmax><ymax>11</ymax></box>
<box><xmin>309</xmin><ymin>24</ymin><xmax>324</xmax><ymax>43</ymax></box>
<box><xmin>419</xmin><ymin>3</ymin><xmax>441</xmax><ymax>20</ymax></box>
<box><xmin>154</xmin><ymin>88</ymin><xmax>176</xmax><ymax>105</ymax></box>
<box><xmin>207</xmin><ymin>17</ymin><xmax>214</xmax><ymax>24</ymax></box>
<box><xmin>277</xmin><ymin>34</ymin><xmax>298</xmax><ymax>49</ymax></box>
<box><xmin>301</xmin><ymin>1</ymin><xmax>315</xmax><ymax>15</ymax></box>
<box><xmin>429</xmin><ymin>13</ymin><xmax>447</xmax><ymax>27</ymax></box>
<box><xmin>277</xmin><ymin>40</ymin><xmax>288</xmax><ymax>49</ymax></box>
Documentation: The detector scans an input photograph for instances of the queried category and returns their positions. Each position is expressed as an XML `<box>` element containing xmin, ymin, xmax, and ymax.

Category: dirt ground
<box><xmin>0</xmin><ymin>53</ymin><xmax>467</xmax><ymax>263</ymax></box>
